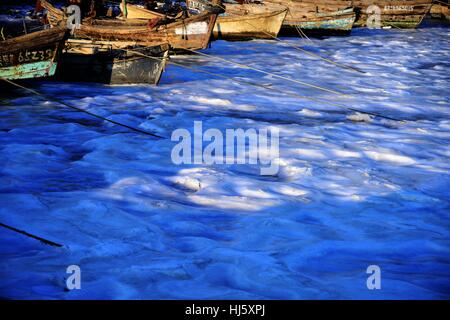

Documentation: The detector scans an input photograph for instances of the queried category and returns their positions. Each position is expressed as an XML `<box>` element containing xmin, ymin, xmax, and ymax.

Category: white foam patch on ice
<box><xmin>189</xmin><ymin>96</ymin><xmax>232</xmax><ymax>106</ymax></box>
<box><xmin>188</xmin><ymin>194</ymin><xmax>278</xmax><ymax>211</ymax></box>
<box><xmin>364</xmin><ymin>150</ymin><xmax>416</xmax><ymax>165</ymax></box>
<box><xmin>298</xmin><ymin>108</ymin><xmax>322</xmax><ymax>117</ymax></box>
<box><xmin>347</xmin><ymin>113</ymin><xmax>373</xmax><ymax>122</ymax></box>
<box><xmin>170</xmin><ymin>177</ymin><xmax>202</xmax><ymax>192</ymax></box>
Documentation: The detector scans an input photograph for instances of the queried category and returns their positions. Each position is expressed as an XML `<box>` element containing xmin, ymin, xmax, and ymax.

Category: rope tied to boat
<box><xmin>123</xmin><ymin>48</ymin><xmax>405</xmax><ymax>123</ymax></box>
<box><xmin>201</xmin><ymin>0</ymin><xmax>366</xmax><ymax>74</ymax></box>
<box><xmin>240</xmin><ymin>20</ymin><xmax>367</xmax><ymax>74</ymax></box>
<box><xmin>0</xmin><ymin>222</ymin><xmax>63</xmax><ymax>247</ymax></box>
<box><xmin>182</xmin><ymin>47</ymin><xmax>351</xmax><ymax>97</ymax></box>
<box><xmin>285</xmin><ymin>6</ymin><xmax>313</xmax><ymax>43</ymax></box>
<box><xmin>0</xmin><ymin>78</ymin><xmax>165</xmax><ymax>139</ymax></box>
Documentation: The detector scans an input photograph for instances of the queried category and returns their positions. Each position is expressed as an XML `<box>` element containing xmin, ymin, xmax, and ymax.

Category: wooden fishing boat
<box><xmin>55</xmin><ymin>41</ymin><xmax>169</xmax><ymax>85</ymax></box>
<box><xmin>212</xmin><ymin>3</ymin><xmax>288</xmax><ymax>40</ymax></box>
<box><xmin>430</xmin><ymin>4</ymin><xmax>442</xmax><ymax>19</ymax></box>
<box><xmin>430</xmin><ymin>2</ymin><xmax>450</xmax><ymax>21</ymax></box>
<box><xmin>279</xmin><ymin>1</ymin><xmax>433</xmax><ymax>29</ymax></box>
<box><xmin>54</xmin><ymin>40</ymin><xmax>168</xmax><ymax>85</ymax></box>
<box><xmin>442</xmin><ymin>4</ymin><xmax>450</xmax><ymax>20</ymax></box>
<box><xmin>0</xmin><ymin>26</ymin><xmax>67</xmax><ymax>80</ymax></box>
<box><xmin>123</xmin><ymin>1</ymin><xmax>287</xmax><ymax>40</ymax></box>
<box><xmin>265</xmin><ymin>0</ymin><xmax>356</xmax><ymax>35</ymax></box>
<box><xmin>40</xmin><ymin>0</ymin><xmax>219</xmax><ymax>51</ymax></box>
<box><xmin>352</xmin><ymin>0</ymin><xmax>433</xmax><ymax>28</ymax></box>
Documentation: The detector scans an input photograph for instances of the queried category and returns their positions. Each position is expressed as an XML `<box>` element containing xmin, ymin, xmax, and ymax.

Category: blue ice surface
<box><xmin>0</xmin><ymin>24</ymin><xmax>449</xmax><ymax>300</ymax></box>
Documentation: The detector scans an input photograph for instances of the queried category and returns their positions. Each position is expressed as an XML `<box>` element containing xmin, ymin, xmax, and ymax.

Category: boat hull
<box><xmin>213</xmin><ymin>4</ymin><xmax>288</xmax><ymax>40</ymax></box>
<box><xmin>55</xmin><ymin>41</ymin><xmax>169</xmax><ymax>85</ymax></box>
<box><xmin>265</xmin><ymin>1</ymin><xmax>355</xmax><ymax>34</ymax></box>
<box><xmin>430</xmin><ymin>3</ymin><xmax>450</xmax><ymax>21</ymax></box>
<box><xmin>353</xmin><ymin>1</ymin><xmax>433</xmax><ymax>28</ymax></box>
<box><xmin>282</xmin><ymin>11</ymin><xmax>356</xmax><ymax>35</ymax></box>
<box><xmin>0</xmin><ymin>27</ymin><xmax>66</xmax><ymax>80</ymax></box>
<box><xmin>274</xmin><ymin>0</ymin><xmax>433</xmax><ymax>29</ymax></box>
<box><xmin>41</xmin><ymin>0</ymin><xmax>218</xmax><ymax>51</ymax></box>
<box><xmin>0</xmin><ymin>61</ymin><xmax>58</xmax><ymax>80</ymax></box>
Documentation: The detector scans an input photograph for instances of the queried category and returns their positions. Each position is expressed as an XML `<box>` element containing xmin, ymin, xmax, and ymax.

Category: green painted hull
<box><xmin>0</xmin><ymin>27</ymin><xmax>66</xmax><ymax>81</ymax></box>
<box><xmin>0</xmin><ymin>60</ymin><xmax>58</xmax><ymax>80</ymax></box>
<box><xmin>294</xmin><ymin>16</ymin><xmax>356</xmax><ymax>31</ymax></box>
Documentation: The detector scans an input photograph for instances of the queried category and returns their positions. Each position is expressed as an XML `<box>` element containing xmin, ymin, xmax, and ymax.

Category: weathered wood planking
<box><xmin>41</xmin><ymin>0</ymin><xmax>219</xmax><ymax>51</ymax></box>
<box><xmin>125</xmin><ymin>4</ymin><xmax>166</xmax><ymax>19</ymax></box>
<box><xmin>269</xmin><ymin>0</ymin><xmax>432</xmax><ymax>28</ymax></box>
<box><xmin>430</xmin><ymin>3</ymin><xmax>450</xmax><ymax>21</ymax></box>
<box><xmin>184</xmin><ymin>1</ymin><xmax>288</xmax><ymax>39</ymax></box>
<box><xmin>212</xmin><ymin>3</ymin><xmax>288</xmax><ymax>40</ymax></box>
<box><xmin>265</xmin><ymin>0</ymin><xmax>356</xmax><ymax>33</ymax></box>
<box><xmin>0</xmin><ymin>27</ymin><xmax>67</xmax><ymax>80</ymax></box>
<box><xmin>56</xmin><ymin>41</ymin><xmax>169</xmax><ymax>85</ymax></box>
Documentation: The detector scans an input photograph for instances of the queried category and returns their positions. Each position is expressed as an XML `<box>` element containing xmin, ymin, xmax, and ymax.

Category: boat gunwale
<box><xmin>285</xmin><ymin>14</ymin><xmax>356</xmax><ymax>25</ymax></box>
<box><xmin>41</xmin><ymin>0</ymin><xmax>215</xmax><ymax>33</ymax></box>
<box><xmin>0</xmin><ymin>27</ymin><xmax>67</xmax><ymax>55</ymax></box>
<box><xmin>217</xmin><ymin>8</ymin><xmax>288</xmax><ymax>23</ymax></box>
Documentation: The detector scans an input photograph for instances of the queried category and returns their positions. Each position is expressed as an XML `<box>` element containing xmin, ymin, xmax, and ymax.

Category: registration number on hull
<box><xmin>0</xmin><ymin>48</ymin><xmax>55</xmax><ymax>68</ymax></box>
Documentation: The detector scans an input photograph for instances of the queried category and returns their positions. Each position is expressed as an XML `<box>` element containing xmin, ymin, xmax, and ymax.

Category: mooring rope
<box><xmin>0</xmin><ymin>78</ymin><xmax>164</xmax><ymax>139</ymax></box>
<box><xmin>125</xmin><ymin>48</ymin><xmax>405</xmax><ymax>122</ymax></box>
<box><xmin>0</xmin><ymin>222</ymin><xmax>63</xmax><ymax>247</ymax></box>
<box><xmin>201</xmin><ymin>0</ymin><xmax>365</xmax><ymax>74</ymax></box>
<box><xmin>286</xmin><ymin>7</ymin><xmax>312</xmax><ymax>42</ymax></box>
<box><xmin>182</xmin><ymin>48</ymin><xmax>350</xmax><ymax>97</ymax></box>
<box><xmin>295</xmin><ymin>25</ymin><xmax>311</xmax><ymax>42</ymax></box>
<box><xmin>241</xmin><ymin>21</ymin><xmax>367</xmax><ymax>74</ymax></box>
